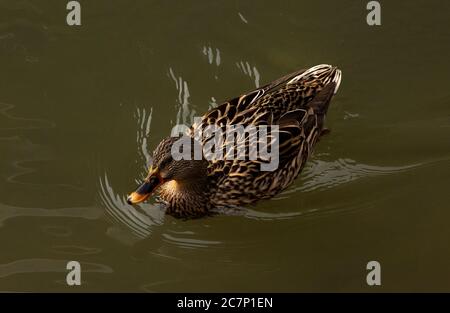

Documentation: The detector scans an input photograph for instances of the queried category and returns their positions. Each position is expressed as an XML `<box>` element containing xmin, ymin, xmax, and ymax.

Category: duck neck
<box><xmin>159</xmin><ymin>176</ymin><xmax>210</xmax><ymax>217</ymax></box>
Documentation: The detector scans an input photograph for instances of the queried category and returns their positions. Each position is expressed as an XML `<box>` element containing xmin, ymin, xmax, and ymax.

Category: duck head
<box><xmin>127</xmin><ymin>136</ymin><xmax>207</xmax><ymax>205</ymax></box>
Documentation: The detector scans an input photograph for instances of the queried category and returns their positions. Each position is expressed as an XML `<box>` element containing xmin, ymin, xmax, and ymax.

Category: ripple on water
<box><xmin>0</xmin><ymin>202</ymin><xmax>102</xmax><ymax>228</ymax></box>
<box><xmin>133</xmin><ymin>106</ymin><xmax>153</xmax><ymax>172</ymax></box>
<box><xmin>98</xmin><ymin>172</ymin><xmax>165</xmax><ymax>240</ymax></box>
<box><xmin>282</xmin><ymin>158</ymin><xmax>422</xmax><ymax>194</ymax></box>
<box><xmin>0</xmin><ymin>258</ymin><xmax>112</xmax><ymax>279</ymax></box>
<box><xmin>51</xmin><ymin>245</ymin><xmax>102</xmax><ymax>256</ymax></box>
<box><xmin>0</xmin><ymin>101</ymin><xmax>55</xmax><ymax>131</ymax></box>
<box><xmin>98</xmin><ymin>173</ymin><xmax>223</xmax><ymax>250</ymax></box>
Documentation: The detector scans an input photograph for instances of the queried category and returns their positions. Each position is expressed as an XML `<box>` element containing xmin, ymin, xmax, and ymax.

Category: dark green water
<box><xmin>0</xmin><ymin>0</ymin><xmax>449</xmax><ymax>292</ymax></box>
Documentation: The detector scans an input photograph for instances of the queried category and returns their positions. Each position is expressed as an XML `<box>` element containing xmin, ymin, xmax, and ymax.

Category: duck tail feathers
<box><xmin>288</xmin><ymin>64</ymin><xmax>342</xmax><ymax>94</ymax></box>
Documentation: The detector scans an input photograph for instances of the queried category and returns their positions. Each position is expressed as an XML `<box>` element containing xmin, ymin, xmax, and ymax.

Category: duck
<box><xmin>127</xmin><ymin>64</ymin><xmax>342</xmax><ymax>218</ymax></box>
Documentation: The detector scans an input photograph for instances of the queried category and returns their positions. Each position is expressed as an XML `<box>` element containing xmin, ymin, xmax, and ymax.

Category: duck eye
<box><xmin>148</xmin><ymin>175</ymin><xmax>160</xmax><ymax>186</ymax></box>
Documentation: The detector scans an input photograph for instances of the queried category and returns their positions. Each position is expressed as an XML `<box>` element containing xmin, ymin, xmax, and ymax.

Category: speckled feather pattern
<box><xmin>160</xmin><ymin>64</ymin><xmax>342</xmax><ymax>217</ymax></box>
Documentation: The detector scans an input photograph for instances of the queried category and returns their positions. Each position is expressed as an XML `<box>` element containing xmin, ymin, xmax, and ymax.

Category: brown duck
<box><xmin>127</xmin><ymin>64</ymin><xmax>342</xmax><ymax>218</ymax></box>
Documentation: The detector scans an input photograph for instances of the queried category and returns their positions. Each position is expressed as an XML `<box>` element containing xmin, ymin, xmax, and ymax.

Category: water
<box><xmin>0</xmin><ymin>0</ymin><xmax>449</xmax><ymax>292</ymax></box>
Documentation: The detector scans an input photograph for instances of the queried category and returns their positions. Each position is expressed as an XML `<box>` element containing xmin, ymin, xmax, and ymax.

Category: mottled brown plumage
<box><xmin>128</xmin><ymin>64</ymin><xmax>342</xmax><ymax>218</ymax></box>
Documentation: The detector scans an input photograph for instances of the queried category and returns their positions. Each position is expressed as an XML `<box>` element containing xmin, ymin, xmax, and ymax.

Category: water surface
<box><xmin>0</xmin><ymin>0</ymin><xmax>449</xmax><ymax>292</ymax></box>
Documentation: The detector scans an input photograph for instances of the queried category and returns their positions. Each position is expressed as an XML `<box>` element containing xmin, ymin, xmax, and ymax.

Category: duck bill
<box><xmin>127</xmin><ymin>174</ymin><xmax>162</xmax><ymax>205</ymax></box>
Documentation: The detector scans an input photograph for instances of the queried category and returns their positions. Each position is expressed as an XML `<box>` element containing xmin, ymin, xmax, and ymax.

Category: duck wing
<box><xmin>208</xmin><ymin>79</ymin><xmax>340</xmax><ymax>207</ymax></box>
<box><xmin>190</xmin><ymin>68</ymin><xmax>307</xmax><ymax>134</ymax></box>
<box><xmin>190</xmin><ymin>65</ymin><xmax>342</xmax><ymax>206</ymax></box>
